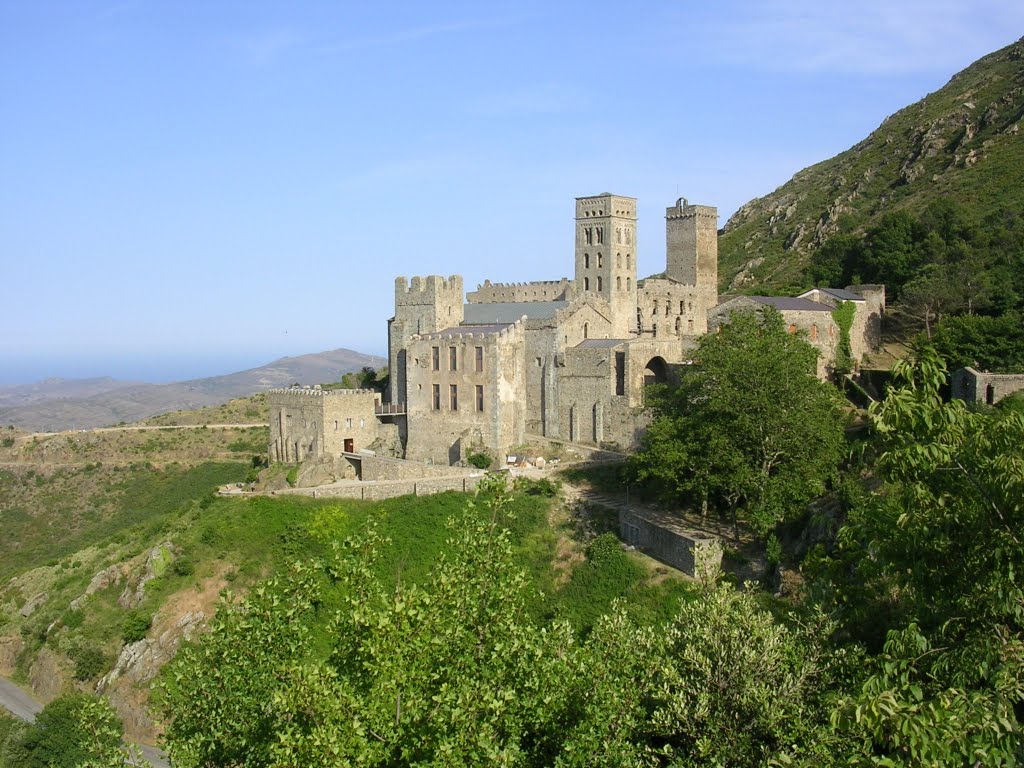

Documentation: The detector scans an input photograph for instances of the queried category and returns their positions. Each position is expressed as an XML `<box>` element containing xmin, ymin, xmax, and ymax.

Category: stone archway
<box><xmin>643</xmin><ymin>356</ymin><xmax>669</xmax><ymax>388</ymax></box>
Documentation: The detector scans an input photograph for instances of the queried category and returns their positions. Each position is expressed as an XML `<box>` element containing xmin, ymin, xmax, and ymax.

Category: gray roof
<box><xmin>423</xmin><ymin>324</ymin><xmax>511</xmax><ymax>339</ymax></box>
<box><xmin>809</xmin><ymin>287</ymin><xmax>865</xmax><ymax>302</ymax></box>
<box><xmin>576</xmin><ymin>338</ymin><xmax>630</xmax><ymax>348</ymax></box>
<box><xmin>463</xmin><ymin>301</ymin><xmax>568</xmax><ymax>324</ymax></box>
<box><xmin>751</xmin><ymin>296</ymin><xmax>834</xmax><ymax>312</ymax></box>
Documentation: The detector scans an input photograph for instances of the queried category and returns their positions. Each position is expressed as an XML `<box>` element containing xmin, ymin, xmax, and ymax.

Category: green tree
<box><xmin>819</xmin><ymin>348</ymin><xmax>1024</xmax><ymax>764</ymax></box>
<box><xmin>0</xmin><ymin>694</ymin><xmax>141</xmax><ymax>768</ymax></box>
<box><xmin>630</xmin><ymin>309</ymin><xmax>846</xmax><ymax>537</ymax></box>
<box><xmin>930</xmin><ymin>311</ymin><xmax>1024</xmax><ymax>372</ymax></box>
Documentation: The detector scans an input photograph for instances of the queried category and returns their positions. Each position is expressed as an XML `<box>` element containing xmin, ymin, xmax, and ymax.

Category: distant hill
<box><xmin>0</xmin><ymin>348</ymin><xmax>386</xmax><ymax>432</ymax></box>
<box><xmin>720</xmin><ymin>36</ymin><xmax>1024</xmax><ymax>293</ymax></box>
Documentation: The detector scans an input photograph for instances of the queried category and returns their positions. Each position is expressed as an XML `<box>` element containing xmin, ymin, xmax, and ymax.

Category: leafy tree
<box><xmin>817</xmin><ymin>348</ymin><xmax>1024</xmax><ymax>764</ymax></box>
<box><xmin>630</xmin><ymin>309</ymin><xmax>846</xmax><ymax>537</ymax></box>
<box><xmin>0</xmin><ymin>694</ymin><xmax>140</xmax><ymax>768</ymax></box>
<box><xmin>930</xmin><ymin>311</ymin><xmax>1024</xmax><ymax>372</ymax></box>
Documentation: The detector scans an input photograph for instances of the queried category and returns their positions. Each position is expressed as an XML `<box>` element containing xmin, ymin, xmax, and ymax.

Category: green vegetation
<box><xmin>0</xmin><ymin>693</ymin><xmax>131</xmax><ymax>768</ymax></box>
<box><xmin>830</xmin><ymin>300</ymin><xmax>856</xmax><ymax>373</ymax></box>
<box><xmin>719</xmin><ymin>37</ymin><xmax>1024</xmax><ymax>295</ymax></box>
<box><xmin>322</xmin><ymin>366</ymin><xmax>389</xmax><ymax>394</ymax></box>
<box><xmin>930</xmin><ymin>311</ymin><xmax>1024</xmax><ymax>372</ymax></box>
<box><xmin>630</xmin><ymin>309</ymin><xmax>846</xmax><ymax>537</ymax></box>
<box><xmin>466</xmin><ymin>450</ymin><xmax>492</xmax><ymax>469</ymax></box>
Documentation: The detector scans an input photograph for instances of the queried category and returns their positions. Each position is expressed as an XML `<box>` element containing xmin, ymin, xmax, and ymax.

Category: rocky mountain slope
<box><xmin>720</xmin><ymin>36</ymin><xmax>1024</xmax><ymax>293</ymax></box>
<box><xmin>0</xmin><ymin>348</ymin><xmax>385</xmax><ymax>433</ymax></box>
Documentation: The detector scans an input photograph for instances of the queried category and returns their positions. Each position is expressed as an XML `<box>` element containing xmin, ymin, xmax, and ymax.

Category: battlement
<box><xmin>394</xmin><ymin>275</ymin><xmax>464</xmax><ymax>303</ymax></box>
<box><xmin>576</xmin><ymin>193</ymin><xmax>636</xmax><ymax>220</ymax></box>
<box><xmin>268</xmin><ymin>387</ymin><xmax>377</xmax><ymax>398</ymax></box>
<box><xmin>665</xmin><ymin>199</ymin><xmax>717</xmax><ymax>220</ymax></box>
<box><xmin>467</xmin><ymin>278</ymin><xmax>573</xmax><ymax>303</ymax></box>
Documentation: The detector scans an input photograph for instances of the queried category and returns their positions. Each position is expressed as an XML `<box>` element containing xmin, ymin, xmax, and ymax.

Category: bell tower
<box><xmin>574</xmin><ymin>193</ymin><xmax>637</xmax><ymax>337</ymax></box>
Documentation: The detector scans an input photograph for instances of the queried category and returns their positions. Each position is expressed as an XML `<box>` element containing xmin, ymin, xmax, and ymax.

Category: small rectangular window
<box><xmin>475</xmin><ymin>346</ymin><xmax>484</xmax><ymax>372</ymax></box>
<box><xmin>432</xmin><ymin>384</ymin><xmax>440</xmax><ymax>410</ymax></box>
<box><xmin>345</xmin><ymin>417</ymin><xmax>352</xmax><ymax>429</ymax></box>
<box><xmin>449</xmin><ymin>346</ymin><xmax>458</xmax><ymax>371</ymax></box>
<box><xmin>476</xmin><ymin>385</ymin><xmax>484</xmax><ymax>412</ymax></box>
<box><xmin>450</xmin><ymin>384</ymin><xmax>458</xmax><ymax>411</ymax></box>
<box><xmin>432</xmin><ymin>347</ymin><xmax>440</xmax><ymax>371</ymax></box>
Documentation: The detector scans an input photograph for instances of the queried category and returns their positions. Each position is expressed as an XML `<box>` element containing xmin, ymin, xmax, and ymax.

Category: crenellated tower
<box><xmin>574</xmin><ymin>193</ymin><xmax>637</xmax><ymax>337</ymax></box>
<box><xmin>388</xmin><ymin>275</ymin><xmax>464</xmax><ymax>405</ymax></box>
<box><xmin>665</xmin><ymin>198</ymin><xmax>718</xmax><ymax>293</ymax></box>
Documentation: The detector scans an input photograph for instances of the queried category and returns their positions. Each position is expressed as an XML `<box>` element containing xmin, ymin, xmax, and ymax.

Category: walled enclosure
<box><xmin>268</xmin><ymin>388</ymin><xmax>379</xmax><ymax>463</ymax></box>
<box><xmin>951</xmin><ymin>367</ymin><xmax>1024</xmax><ymax>405</ymax></box>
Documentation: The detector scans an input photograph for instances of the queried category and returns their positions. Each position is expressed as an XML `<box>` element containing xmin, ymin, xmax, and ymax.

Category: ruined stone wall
<box><xmin>951</xmin><ymin>368</ymin><xmax>1024</xmax><ymax>404</ymax></box>
<box><xmin>358</xmin><ymin>454</ymin><xmax>479</xmax><ymax>481</ymax></box>
<box><xmin>636</xmin><ymin>278</ymin><xmax>708</xmax><ymax>338</ymax></box>
<box><xmin>619</xmin><ymin>508</ymin><xmax>722</xmax><ymax>580</ymax></box>
<box><xmin>268</xmin><ymin>388</ymin><xmax>379</xmax><ymax>463</ymax></box>
<box><xmin>287</xmin><ymin>475</ymin><xmax>484</xmax><ymax>501</ymax></box>
<box><xmin>404</xmin><ymin>322</ymin><xmax>526</xmax><ymax>465</ymax></box>
<box><xmin>466</xmin><ymin>279</ymin><xmax>574</xmax><ymax>303</ymax></box>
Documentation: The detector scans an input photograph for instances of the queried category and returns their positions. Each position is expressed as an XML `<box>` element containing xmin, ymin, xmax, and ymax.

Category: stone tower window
<box><xmin>432</xmin><ymin>347</ymin><xmax>440</xmax><ymax>371</ymax></box>
<box><xmin>616</xmin><ymin>253</ymin><xmax>621</xmax><ymax>268</ymax></box>
<box><xmin>584</xmin><ymin>277</ymin><xmax>590</xmax><ymax>291</ymax></box>
<box><xmin>616</xmin><ymin>276</ymin><xmax>621</xmax><ymax>290</ymax></box>
<box><xmin>584</xmin><ymin>322</ymin><xmax>589</xmax><ymax>339</ymax></box>
<box><xmin>450</xmin><ymin>384</ymin><xmax>458</xmax><ymax>411</ymax></box>
<box><xmin>626</xmin><ymin>278</ymin><xmax>631</xmax><ymax>290</ymax></box>
<box><xmin>616</xmin><ymin>227</ymin><xmax>622</xmax><ymax>244</ymax></box>
<box><xmin>688</xmin><ymin>319</ymin><xmax>694</xmax><ymax>333</ymax></box>
<box><xmin>584</xmin><ymin>253</ymin><xmax>590</xmax><ymax>269</ymax></box>
<box><xmin>626</xmin><ymin>253</ymin><xmax>631</xmax><ymax>268</ymax></box>
<box><xmin>811</xmin><ymin>324</ymin><xmax>818</xmax><ymax>340</ymax></box>
<box><xmin>432</xmin><ymin>384</ymin><xmax>441</xmax><ymax>410</ymax></box>
<box><xmin>675</xmin><ymin>317</ymin><xmax>681</xmax><ymax>334</ymax></box>
<box><xmin>596</xmin><ymin>227</ymin><xmax>604</xmax><ymax>244</ymax></box>
<box><xmin>679</xmin><ymin>300</ymin><xmax>684</xmax><ymax>314</ymax></box>
<box><xmin>475</xmin><ymin>346</ymin><xmax>484</xmax><ymax>372</ymax></box>
<box><xmin>597</xmin><ymin>276</ymin><xmax>603</xmax><ymax>292</ymax></box>
<box><xmin>476</xmin><ymin>384</ymin><xmax>484</xmax><ymax>412</ymax></box>
<box><xmin>598</xmin><ymin>253</ymin><xmax>603</xmax><ymax>268</ymax></box>
<box><xmin>626</xmin><ymin>228</ymin><xmax>632</xmax><ymax>245</ymax></box>
<box><xmin>449</xmin><ymin>346</ymin><xmax>458</xmax><ymax>371</ymax></box>
<box><xmin>585</xmin><ymin>227</ymin><xmax>593</xmax><ymax>245</ymax></box>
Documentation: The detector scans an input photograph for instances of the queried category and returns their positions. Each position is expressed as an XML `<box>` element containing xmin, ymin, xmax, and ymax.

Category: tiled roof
<box><xmin>463</xmin><ymin>301</ymin><xmax>568</xmax><ymax>324</ymax></box>
<box><xmin>751</xmin><ymin>296</ymin><xmax>834</xmax><ymax>312</ymax></box>
<box><xmin>421</xmin><ymin>324</ymin><xmax>511</xmax><ymax>338</ymax></box>
<box><xmin>810</xmin><ymin>287</ymin><xmax>865</xmax><ymax>302</ymax></box>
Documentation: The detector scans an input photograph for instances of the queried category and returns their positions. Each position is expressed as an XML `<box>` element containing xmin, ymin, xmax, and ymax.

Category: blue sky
<box><xmin>2</xmin><ymin>1</ymin><xmax>1022</xmax><ymax>385</ymax></box>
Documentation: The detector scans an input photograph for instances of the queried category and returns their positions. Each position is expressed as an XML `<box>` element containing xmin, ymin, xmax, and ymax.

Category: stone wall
<box><xmin>951</xmin><ymin>367</ymin><xmax>1024</xmax><ymax>404</ymax></box>
<box><xmin>636</xmin><ymin>278</ymin><xmax>709</xmax><ymax>338</ymax></box>
<box><xmin>268</xmin><ymin>388</ymin><xmax>379</xmax><ymax>463</ymax></box>
<box><xmin>356</xmin><ymin>454</ymin><xmax>479</xmax><ymax>481</ymax></box>
<box><xmin>300</xmin><ymin>475</ymin><xmax>483</xmax><ymax>501</ymax></box>
<box><xmin>405</xmin><ymin>321</ymin><xmax>526</xmax><ymax>464</ymax></box>
<box><xmin>467</xmin><ymin>279</ymin><xmax>574</xmax><ymax>303</ymax></box>
<box><xmin>619</xmin><ymin>507</ymin><xmax>722</xmax><ymax>580</ymax></box>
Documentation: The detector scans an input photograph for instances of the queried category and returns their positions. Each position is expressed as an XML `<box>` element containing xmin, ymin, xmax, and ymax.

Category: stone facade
<box><xmin>951</xmin><ymin>367</ymin><xmax>1024</xmax><ymax>405</ymax></box>
<box><xmin>268</xmin><ymin>388</ymin><xmax>379</xmax><ymax>463</ymax></box>
<box><xmin>270</xmin><ymin>191</ymin><xmax>884</xmax><ymax>469</ymax></box>
<box><xmin>619</xmin><ymin>506</ymin><xmax>722</xmax><ymax>580</ymax></box>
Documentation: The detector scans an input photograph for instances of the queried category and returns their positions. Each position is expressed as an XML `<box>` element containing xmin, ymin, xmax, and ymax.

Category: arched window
<box><xmin>584</xmin><ymin>253</ymin><xmax>590</xmax><ymax>269</ymax></box>
<box><xmin>626</xmin><ymin>277</ymin><xmax>631</xmax><ymax>290</ymax></box>
<box><xmin>598</xmin><ymin>253</ymin><xmax>603</xmax><ymax>268</ymax></box>
<box><xmin>584</xmin><ymin>276</ymin><xmax>590</xmax><ymax>290</ymax></box>
<box><xmin>597</xmin><ymin>276</ymin><xmax>603</xmax><ymax>291</ymax></box>
<box><xmin>675</xmin><ymin>317</ymin><xmax>681</xmax><ymax>334</ymax></box>
<box><xmin>811</xmin><ymin>324</ymin><xmax>819</xmax><ymax>340</ymax></box>
<box><xmin>626</xmin><ymin>253</ymin><xmax>631</xmax><ymax>268</ymax></box>
<box><xmin>616</xmin><ymin>253</ymin><xmax>622</xmax><ymax>268</ymax></box>
<box><xmin>616</xmin><ymin>276</ymin><xmax>621</xmax><ymax>290</ymax></box>
<box><xmin>583</xmin><ymin>322</ymin><xmax>589</xmax><ymax>339</ymax></box>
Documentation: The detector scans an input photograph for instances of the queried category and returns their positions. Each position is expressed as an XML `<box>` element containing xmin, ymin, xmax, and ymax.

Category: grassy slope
<box><xmin>718</xmin><ymin>36</ymin><xmax>1024</xmax><ymax>293</ymax></box>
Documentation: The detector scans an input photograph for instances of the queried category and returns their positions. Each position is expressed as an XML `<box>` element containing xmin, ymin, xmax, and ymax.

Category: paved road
<box><xmin>0</xmin><ymin>676</ymin><xmax>168</xmax><ymax>767</ymax></box>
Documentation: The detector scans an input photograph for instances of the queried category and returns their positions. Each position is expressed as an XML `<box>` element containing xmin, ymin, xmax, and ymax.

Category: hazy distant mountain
<box><xmin>0</xmin><ymin>348</ymin><xmax>386</xmax><ymax>432</ymax></box>
<box><xmin>0</xmin><ymin>377</ymin><xmax>144</xmax><ymax>408</ymax></box>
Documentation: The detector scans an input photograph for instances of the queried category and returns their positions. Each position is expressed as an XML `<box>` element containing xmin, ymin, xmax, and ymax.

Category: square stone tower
<box><xmin>665</xmin><ymin>198</ymin><xmax>718</xmax><ymax>293</ymax></box>
<box><xmin>574</xmin><ymin>193</ymin><xmax>637</xmax><ymax>337</ymax></box>
<box><xmin>388</xmin><ymin>275</ymin><xmax>464</xmax><ymax>406</ymax></box>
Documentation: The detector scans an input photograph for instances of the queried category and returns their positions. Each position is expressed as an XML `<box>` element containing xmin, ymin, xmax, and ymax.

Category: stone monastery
<box><xmin>269</xmin><ymin>193</ymin><xmax>884</xmax><ymax>468</ymax></box>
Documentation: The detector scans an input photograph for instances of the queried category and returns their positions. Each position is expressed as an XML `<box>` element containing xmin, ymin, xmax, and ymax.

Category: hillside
<box><xmin>0</xmin><ymin>348</ymin><xmax>385</xmax><ymax>433</ymax></box>
<box><xmin>720</xmin><ymin>35</ymin><xmax>1024</xmax><ymax>293</ymax></box>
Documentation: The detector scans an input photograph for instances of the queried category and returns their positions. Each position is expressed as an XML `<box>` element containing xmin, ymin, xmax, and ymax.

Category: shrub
<box><xmin>467</xmin><ymin>451</ymin><xmax>492</xmax><ymax>469</ymax></box>
<box><xmin>173</xmin><ymin>557</ymin><xmax>196</xmax><ymax>577</ymax></box>
<box><xmin>70</xmin><ymin>644</ymin><xmax>107</xmax><ymax>681</ymax></box>
<box><xmin>121</xmin><ymin>610</ymin><xmax>152</xmax><ymax>644</ymax></box>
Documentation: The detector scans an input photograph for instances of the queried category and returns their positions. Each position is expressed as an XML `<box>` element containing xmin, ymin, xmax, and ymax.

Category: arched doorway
<box><xmin>643</xmin><ymin>357</ymin><xmax>669</xmax><ymax>388</ymax></box>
